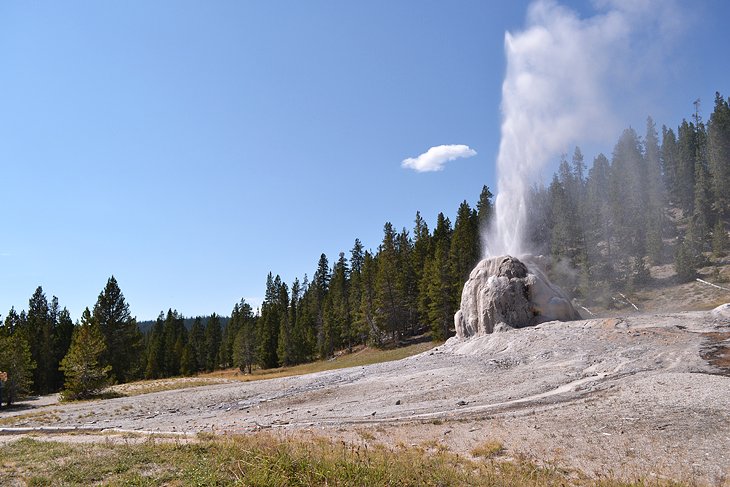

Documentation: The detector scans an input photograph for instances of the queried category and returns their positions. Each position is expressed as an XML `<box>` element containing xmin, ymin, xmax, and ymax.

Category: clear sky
<box><xmin>1</xmin><ymin>1</ymin><xmax>728</xmax><ymax>321</ymax></box>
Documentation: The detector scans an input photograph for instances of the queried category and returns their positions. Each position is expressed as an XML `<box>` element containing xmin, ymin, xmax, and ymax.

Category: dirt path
<box><xmin>1</xmin><ymin>309</ymin><xmax>729</xmax><ymax>485</ymax></box>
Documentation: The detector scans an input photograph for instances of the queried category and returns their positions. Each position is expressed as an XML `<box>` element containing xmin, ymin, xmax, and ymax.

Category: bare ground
<box><xmin>1</xmin><ymin>308</ymin><xmax>729</xmax><ymax>485</ymax></box>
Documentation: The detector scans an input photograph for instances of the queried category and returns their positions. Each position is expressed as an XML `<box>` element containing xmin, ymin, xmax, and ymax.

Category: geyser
<box><xmin>483</xmin><ymin>0</ymin><xmax>682</xmax><ymax>257</ymax></box>
<box><xmin>454</xmin><ymin>255</ymin><xmax>581</xmax><ymax>339</ymax></box>
<box><xmin>458</xmin><ymin>1</ymin><xmax>682</xmax><ymax>337</ymax></box>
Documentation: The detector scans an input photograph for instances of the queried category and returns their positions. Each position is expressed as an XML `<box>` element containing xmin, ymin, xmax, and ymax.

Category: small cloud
<box><xmin>402</xmin><ymin>144</ymin><xmax>477</xmax><ymax>172</ymax></box>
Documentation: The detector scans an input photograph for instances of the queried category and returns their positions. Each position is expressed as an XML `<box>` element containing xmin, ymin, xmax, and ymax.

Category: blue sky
<box><xmin>1</xmin><ymin>1</ymin><xmax>728</xmax><ymax>321</ymax></box>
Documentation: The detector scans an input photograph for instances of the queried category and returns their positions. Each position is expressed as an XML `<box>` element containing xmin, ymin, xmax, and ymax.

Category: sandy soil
<box><xmin>1</xmin><ymin>308</ymin><xmax>729</xmax><ymax>485</ymax></box>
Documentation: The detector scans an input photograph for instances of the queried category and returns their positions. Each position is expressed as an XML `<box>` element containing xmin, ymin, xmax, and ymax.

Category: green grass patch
<box><xmin>0</xmin><ymin>434</ymin><xmax>687</xmax><ymax>486</ymax></box>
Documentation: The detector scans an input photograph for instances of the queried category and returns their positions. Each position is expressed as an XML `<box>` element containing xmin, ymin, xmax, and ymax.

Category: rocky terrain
<box><xmin>1</xmin><ymin>304</ymin><xmax>729</xmax><ymax>485</ymax></box>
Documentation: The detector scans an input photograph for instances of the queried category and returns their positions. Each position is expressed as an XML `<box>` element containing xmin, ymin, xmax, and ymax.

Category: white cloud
<box><xmin>402</xmin><ymin>144</ymin><xmax>477</xmax><ymax>173</ymax></box>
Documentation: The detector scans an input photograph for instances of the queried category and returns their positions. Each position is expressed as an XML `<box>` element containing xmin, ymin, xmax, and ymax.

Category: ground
<box><xmin>1</xmin><ymin>306</ymin><xmax>729</xmax><ymax>485</ymax></box>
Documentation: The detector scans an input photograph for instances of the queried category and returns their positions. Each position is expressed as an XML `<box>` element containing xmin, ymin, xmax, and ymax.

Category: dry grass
<box><xmin>471</xmin><ymin>439</ymin><xmax>505</xmax><ymax>459</ymax></box>
<box><xmin>605</xmin><ymin>259</ymin><xmax>730</xmax><ymax>315</ymax></box>
<box><xmin>201</xmin><ymin>340</ymin><xmax>438</xmax><ymax>383</ymax></box>
<box><xmin>0</xmin><ymin>411</ymin><xmax>60</xmax><ymax>427</ymax></box>
<box><xmin>110</xmin><ymin>378</ymin><xmax>229</xmax><ymax>397</ymax></box>
<box><xmin>79</xmin><ymin>341</ymin><xmax>438</xmax><ymax>400</ymax></box>
<box><xmin>0</xmin><ymin>433</ymin><xmax>685</xmax><ymax>486</ymax></box>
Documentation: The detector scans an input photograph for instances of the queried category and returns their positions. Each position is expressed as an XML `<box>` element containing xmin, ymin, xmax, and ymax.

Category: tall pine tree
<box><xmin>93</xmin><ymin>276</ymin><xmax>142</xmax><ymax>383</ymax></box>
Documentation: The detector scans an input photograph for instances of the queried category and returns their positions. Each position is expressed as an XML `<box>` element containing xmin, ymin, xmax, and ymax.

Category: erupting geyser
<box><xmin>455</xmin><ymin>0</ymin><xmax>679</xmax><ymax>337</ymax></box>
<box><xmin>454</xmin><ymin>255</ymin><xmax>580</xmax><ymax>339</ymax></box>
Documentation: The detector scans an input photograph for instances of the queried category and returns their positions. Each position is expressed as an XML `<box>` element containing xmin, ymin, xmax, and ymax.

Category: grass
<box><xmin>0</xmin><ymin>411</ymin><xmax>60</xmax><ymax>427</ymax></box>
<box><xmin>110</xmin><ymin>378</ymin><xmax>229</xmax><ymax>397</ymax></box>
<box><xmin>201</xmin><ymin>340</ymin><xmax>438</xmax><ymax>383</ymax></box>
<box><xmin>471</xmin><ymin>440</ymin><xmax>505</xmax><ymax>459</ymax></box>
<box><xmin>0</xmin><ymin>434</ymin><xmax>687</xmax><ymax>486</ymax></box>
<box><xmin>88</xmin><ymin>341</ymin><xmax>438</xmax><ymax>399</ymax></box>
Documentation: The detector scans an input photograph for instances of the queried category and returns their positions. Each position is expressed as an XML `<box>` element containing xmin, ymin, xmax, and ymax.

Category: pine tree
<box><xmin>0</xmin><ymin>332</ymin><xmax>35</xmax><ymax>406</ymax></box>
<box><xmin>548</xmin><ymin>174</ymin><xmax>572</xmax><ymax>258</ymax></box>
<box><xmin>644</xmin><ymin>117</ymin><xmax>667</xmax><ymax>265</ymax></box>
<box><xmin>275</xmin><ymin>280</ymin><xmax>292</xmax><ymax>366</ymax></box>
<box><xmin>204</xmin><ymin>313</ymin><xmax>222</xmax><ymax>371</ymax></box>
<box><xmin>53</xmin><ymin>306</ymin><xmax>75</xmax><ymax>391</ymax></box>
<box><xmin>449</xmin><ymin>201</ymin><xmax>479</xmax><ymax>306</ymax></box>
<box><xmin>676</xmin><ymin>120</ymin><xmax>698</xmax><ymax>213</ymax></box>
<box><xmin>708</xmin><ymin>92</ymin><xmax>730</xmax><ymax>219</ymax></box>
<box><xmin>661</xmin><ymin>126</ymin><xmax>679</xmax><ymax>205</ymax></box>
<box><xmin>412</xmin><ymin>213</ymin><xmax>431</xmax><ymax>327</ymax></box>
<box><xmin>2</xmin><ymin>307</ymin><xmax>21</xmax><ymax>336</ymax></box>
<box><xmin>397</xmin><ymin>228</ymin><xmax>418</xmax><ymax>336</ymax></box>
<box><xmin>188</xmin><ymin>317</ymin><xmax>206</xmax><ymax>374</ymax></box>
<box><xmin>348</xmin><ymin>240</ymin><xmax>365</xmax><ymax>345</ymax></box>
<box><xmin>26</xmin><ymin>286</ymin><xmax>54</xmax><ymax>394</ymax></box>
<box><xmin>359</xmin><ymin>251</ymin><xmax>378</xmax><ymax>345</ymax></box>
<box><xmin>675</xmin><ymin>219</ymin><xmax>702</xmax><ymax>282</ymax></box>
<box><xmin>328</xmin><ymin>252</ymin><xmax>350</xmax><ymax>354</ymax></box>
<box><xmin>257</xmin><ymin>274</ymin><xmax>282</xmax><ymax>369</ymax></box>
<box><xmin>232</xmin><ymin>300</ymin><xmax>256</xmax><ymax>373</ymax></box>
<box><xmin>476</xmin><ymin>186</ymin><xmax>494</xmax><ymax>255</ymax></box>
<box><xmin>425</xmin><ymin>213</ymin><xmax>454</xmax><ymax>341</ymax></box>
<box><xmin>712</xmin><ymin>219</ymin><xmax>728</xmax><ymax>258</ymax></box>
<box><xmin>609</xmin><ymin>128</ymin><xmax>647</xmax><ymax>281</ymax></box>
<box><xmin>93</xmin><ymin>276</ymin><xmax>143</xmax><ymax>383</ymax></box>
<box><xmin>375</xmin><ymin>222</ymin><xmax>403</xmax><ymax>343</ymax></box>
<box><xmin>162</xmin><ymin>309</ymin><xmax>186</xmax><ymax>377</ymax></box>
<box><xmin>427</xmin><ymin>235</ymin><xmax>455</xmax><ymax>341</ymax></box>
<box><xmin>293</xmin><ymin>275</ymin><xmax>317</xmax><ymax>362</ymax></box>
<box><xmin>59</xmin><ymin>308</ymin><xmax>111</xmax><ymax>400</ymax></box>
<box><xmin>312</xmin><ymin>255</ymin><xmax>330</xmax><ymax>356</ymax></box>
<box><xmin>180</xmin><ymin>346</ymin><xmax>194</xmax><ymax>376</ymax></box>
<box><xmin>145</xmin><ymin>312</ymin><xmax>165</xmax><ymax>379</ymax></box>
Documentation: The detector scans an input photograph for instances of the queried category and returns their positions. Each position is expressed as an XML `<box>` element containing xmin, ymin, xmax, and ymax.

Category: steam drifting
<box><xmin>402</xmin><ymin>144</ymin><xmax>477</xmax><ymax>173</ymax></box>
<box><xmin>484</xmin><ymin>0</ymin><xmax>681</xmax><ymax>257</ymax></box>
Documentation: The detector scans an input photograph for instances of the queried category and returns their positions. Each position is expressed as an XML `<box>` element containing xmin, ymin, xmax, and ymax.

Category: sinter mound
<box><xmin>454</xmin><ymin>255</ymin><xmax>581</xmax><ymax>339</ymax></box>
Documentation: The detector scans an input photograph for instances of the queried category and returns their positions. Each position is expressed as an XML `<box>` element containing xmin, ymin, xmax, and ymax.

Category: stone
<box><xmin>454</xmin><ymin>255</ymin><xmax>581</xmax><ymax>339</ymax></box>
<box><xmin>711</xmin><ymin>303</ymin><xmax>730</xmax><ymax>319</ymax></box>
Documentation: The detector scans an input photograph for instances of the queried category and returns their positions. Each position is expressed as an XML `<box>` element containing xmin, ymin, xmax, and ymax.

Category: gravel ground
<box><xmin>1</xmin><ymin>308</ymin><xmax>729</xmax><ymax>485</ymax></box>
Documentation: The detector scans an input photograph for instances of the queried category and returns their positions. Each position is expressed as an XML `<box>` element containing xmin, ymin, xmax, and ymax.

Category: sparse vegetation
<box><xmin>0</xmin><ymin>411</ymin><xmax>60</xmax><ymax>426</ymax></box>
<box><xmin>0</xmin><ymin>434</ymin><xmax>686</xmax><ymax>486</ymax></box>
<box><xmin>201</xmin><ymin>340</ymin><xmax>437</xmax><ymax>382</ymax></box>
<box><xmin>471</xmin><ymin>439</ymin><xmax>505</xmax><ymax>459</ymax></box>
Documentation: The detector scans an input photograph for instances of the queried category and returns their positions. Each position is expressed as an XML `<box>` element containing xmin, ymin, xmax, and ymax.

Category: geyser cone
<box><xmin>454</xmin><ymin>255</ymin><xmax>581</xmax><ymax>339</ymax></box>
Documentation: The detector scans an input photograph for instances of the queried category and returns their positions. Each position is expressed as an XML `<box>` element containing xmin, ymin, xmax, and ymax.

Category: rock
<box><xmin>455</xmin><ymin>255</ymin><xmax>581</xmax><ymax>339</ymax></box>
<box><xmin>711</xmin><ymin>303</ymin><xmax>730</xmax><ymax>319</ymax></box>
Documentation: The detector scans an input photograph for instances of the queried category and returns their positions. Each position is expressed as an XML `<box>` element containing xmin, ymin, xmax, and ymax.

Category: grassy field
<box><xmin>0</xmin><ymin>433</ymin><xmax>684</xmax><ymax>486</ymax></box>
<box><xmin>201</xmin><ymin>340</ymin><xmax>438</xmax><ymax>382</ymax></box>
<box><xmin>103</xmin><ymin>340</ymin><xmax>438</xmax><ymax>398</ymax></box>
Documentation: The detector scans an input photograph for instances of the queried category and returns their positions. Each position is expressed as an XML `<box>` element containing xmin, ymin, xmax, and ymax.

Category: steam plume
<box><xmin>484</xmin><ymin>0</ymin><xmax>681</xmax><ymax>257</ymax></box>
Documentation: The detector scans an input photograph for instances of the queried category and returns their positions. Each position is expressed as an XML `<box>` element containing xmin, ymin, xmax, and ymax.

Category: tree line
<box><xmin>0</xmin><ymin>188</ymin><xmax>492</xmax><ymax>401</ymax></box>
<box><xmin>142</xmin><ymin>185</ymin><xmax>493</xmax><ymax>377</ymax></box>
<box><xmin>0</xmin><ymin>277</ymin><xmax>141</xmax><ymax>403</ymax></box>
<box><xmin>523</xmin><ymin>92</ymin><xmax>730</xmax><ymax>303</ymax></box>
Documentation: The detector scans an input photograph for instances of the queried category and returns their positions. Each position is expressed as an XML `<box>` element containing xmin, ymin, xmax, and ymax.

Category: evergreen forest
<box><xmin>1</xmin><ymin>92</ymin><xmax>728</xmax><ymax>401</ymax></box>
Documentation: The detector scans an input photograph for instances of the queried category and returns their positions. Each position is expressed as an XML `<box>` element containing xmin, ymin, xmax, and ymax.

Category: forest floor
<box><xmin>1</xmin><ymin>266</ymin><xmax>729</xmax><ymax>485</ymax></box>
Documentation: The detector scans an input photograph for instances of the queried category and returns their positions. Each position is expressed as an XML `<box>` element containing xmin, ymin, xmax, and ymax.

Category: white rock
<box><xmin>711</xmin><ymin>303</ymin><xmax>730</xmax><ymax>320</ymax></box>
<box><xmin>454</xmin><ymin>255</ymin><xmax>581</xmax><ymax>339</ymax></box>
